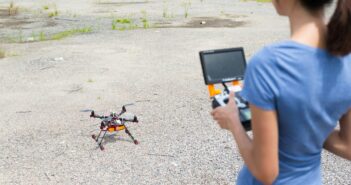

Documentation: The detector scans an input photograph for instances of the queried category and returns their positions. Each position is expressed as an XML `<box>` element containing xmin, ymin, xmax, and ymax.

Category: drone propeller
<box><xmin>123</xmin><ymin>103</ymin><xmax>134</xmax><ymax>107</ymax></box>
<box><xmin>81</xmin><ymin>109</ymin><xmax>94</xmax><ymax>113</ymax></box>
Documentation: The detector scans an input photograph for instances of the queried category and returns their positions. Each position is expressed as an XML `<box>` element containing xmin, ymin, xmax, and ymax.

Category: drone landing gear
<box><xmin>92</xmin><ymin>127</ymin><xmax>138</xmax><ymax>150</ymax></box>
<box><xmin>125</xmin><ymin>126</ymin><xmax>139</xmax><ymax>145</ymax></box>
<box><xmin>92</xmin><ymin>129</ymin><xmax>108</xmax><ymax>151</ymax></box>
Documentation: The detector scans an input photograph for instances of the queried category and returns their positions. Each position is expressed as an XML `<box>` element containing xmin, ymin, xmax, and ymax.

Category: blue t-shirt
<box><xmin>238</xmin><ymin>40</ymin><xmax>351</xmax><ymax>185</ymax></box>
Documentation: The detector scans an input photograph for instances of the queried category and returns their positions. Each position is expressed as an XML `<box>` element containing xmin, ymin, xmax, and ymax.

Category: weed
<box><xmin>140</xmin><ymin>10</ymin><xmax>150</xmax><ymax>29</ymax></box>
<box><xmin>112</xmin><ymin>22</ymin><xmax>116</xmax><ymax>30</ymax></box>
<box><xmin>182</xmin><ymin>1</ymin><xmax>191</xmax><ymax>18</ymax></box>
<box><xmin>88</xmin><ymin>79</ymin><xmax>94</xmax><ymax>83</ymax></box>
<box><xmin>6</xmin><ymin>27</ymin><xmax>93</xmax><ymax>43</ymax></box>
<box><xmin>8</xmin><ymin>1</ymin><xmax>19</xmax><ymax>16</ymax></box>
<box><xmin>17</xmin><ymin>31</ymin><xmax>24</xmax><ymax>43</ymax></box>
<box><xmin>112</xmin><ymin>18</ymin><xmax>137</xmax><ymax>31</ymax></box>
<box><xmin>39</xmin><ymin>32</ymin><xmax>46</xmax><ymax>41</ymax></box>
<box><xmin>141</xmin><ymin>18</ymin><xmax>149</xmax><ymax>29</ymax></box>
<box><xmin>43</xmin><ymin>5</ymin><xmax>49</xmax><ymax>10</ymax></box>
<box><xmin>48</xmin><ymin>10</ymin><xmax>58</xmax><ymax>17</ymax></box>
<box><xmin>163</xmin><ymin>6</ymin><xmax>168</xmax><ymax>18</ymax></box>
<box><xmin>51</xmin><ymin>27</ymin><xmax>92</xmax><ymax>40</ymax></box>
<box><xmin>0</xmin><ymin>49</ymin><xmax>5</xmax><ymax>59</ymax></box>
<box><xmin>115</xmin><ymin>18</ymin><xmax>132</xmax><ymax>24</ymax></box>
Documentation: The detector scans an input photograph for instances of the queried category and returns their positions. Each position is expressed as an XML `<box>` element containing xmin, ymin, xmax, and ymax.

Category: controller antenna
<box><xmin>222</xmin><ymin>82</ymin><xmax>229</xmax><ymax>93</ymax></box>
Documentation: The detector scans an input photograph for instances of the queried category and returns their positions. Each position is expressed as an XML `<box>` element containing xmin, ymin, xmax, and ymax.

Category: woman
<box><xmin>211</xmin><ymin>0</ymin><xmax>351</xmax><ymax>184</ymax></box>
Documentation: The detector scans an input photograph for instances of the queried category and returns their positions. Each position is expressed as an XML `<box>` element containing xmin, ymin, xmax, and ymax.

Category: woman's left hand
<box><xmin>211</xmin><ymin>91</ymin><xmax>241</xmax><ymax>132</ymax></box>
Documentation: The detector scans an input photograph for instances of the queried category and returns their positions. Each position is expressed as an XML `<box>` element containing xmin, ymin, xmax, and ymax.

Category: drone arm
<box><xmin>90</xmin><ymin>111</ymin><xmax>106</xmax><ymax>119</ymax></box>
<box><xmin>117</xmin><ymin>106</ymin><xmax>127</xmax><ymax>116</ymax></box>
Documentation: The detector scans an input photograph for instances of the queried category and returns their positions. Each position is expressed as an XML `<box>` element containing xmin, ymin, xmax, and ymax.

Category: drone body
<box><xmin>90</xmin><ymin>106</ymin><xmax>139</xmax><ymax>150</ymax></box>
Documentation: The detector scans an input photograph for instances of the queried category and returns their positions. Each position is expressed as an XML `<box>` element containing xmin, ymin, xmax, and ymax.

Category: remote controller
<box><xmin>212</xmin><ymin>85</ymin><xmax>252</xmax><ymax>131</ymax></box>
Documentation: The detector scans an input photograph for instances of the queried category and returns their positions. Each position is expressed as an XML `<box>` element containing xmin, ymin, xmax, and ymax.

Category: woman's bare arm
<box><xmin>212</xmin><ymin>92</ymin><xmax>279</xmax><ymax>185</ymax></box>
<box><xmin>324</xmin><ymin>109</ymin><xmax>351</xmax><ymax>160</ymax></box>
<box><xmin>232</xmin><ymin>104</ymin><xmax>279</xmax><ymax>185</ymax></box>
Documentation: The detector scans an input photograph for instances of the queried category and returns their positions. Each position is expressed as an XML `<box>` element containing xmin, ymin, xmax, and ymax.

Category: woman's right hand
<box><xmin>324</xmin><ymin>109</ymin><xmax>351</xmax><ymax>160</ymax></box>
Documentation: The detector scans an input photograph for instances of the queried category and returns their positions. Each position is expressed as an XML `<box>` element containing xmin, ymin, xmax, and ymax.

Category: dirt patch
<box><xmin>96</xmin><ymin>1</ymin><xmax>149</xmax><ymax>6</ymax></box>
<box><xmin>183</xmin><ymin>17</ymin><xmax>245</xmax><ymax>28</ymax></box>
<box><xmin>0</xmin><ymin>13</ymin><xmax>57</xmax><ymax>30</ymax></box>
<box><xmin>0</xmin><ymin>18</ymin><xmax>56</xmax><ymax>29</ymax></box>
<box><xmin>0</xmin><ymin>18</ymin><xmax>33</xmax><ymax>28</ymax></box>
<box><xmin>0</xmin><ymin>8</ymin><xmax>10</xmax><ymax>17</ymax></box>
<box><xmin>156</xmin><ymin>17</ymin><xmax>245</xmax><ymax>28</ymax></box>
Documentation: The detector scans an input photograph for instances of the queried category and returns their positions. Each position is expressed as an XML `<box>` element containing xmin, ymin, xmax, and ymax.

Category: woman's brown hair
<box><xmin>327</xmin><ymin>0</ymin><xmax>351</xmax><ymax>56</ymax></box>
<box><xmin>300</xmin><ymin>0</ymin><xmax>351</xmax><ymax>56</ymax></box>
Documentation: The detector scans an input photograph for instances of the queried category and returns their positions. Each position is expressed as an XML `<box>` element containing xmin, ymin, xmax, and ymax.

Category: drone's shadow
<box><xmin>104</xmin><ymin>133</ymin><xmax>134</xmax><ymax>143</ymax></box>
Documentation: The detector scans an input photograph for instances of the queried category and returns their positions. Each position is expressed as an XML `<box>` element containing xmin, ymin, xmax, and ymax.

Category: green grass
<box><xmin>48</xmin><ymin>10</ymin><xmax>58</xmax><ymax>18</ymax></box>
<box><xmin>51</xmin><ymin>27</ymin><xmax>92</xmax><ymax>40</ymax></box>
<box><xmin>111</xmin><ymin>11</ymin><xmax>152</xmax><ymax>31</ymax></box>
<box><xmin>39</xmin><ymin>31</ymin><xmax>47</xmax><ymax>41</ymax></box>
<box><xmin>114</xmin><ymin>18</ymin><xmax>132</xmax><ymax>24</ymax></box>
<box><xmin>5</xmin><ymin>27</ymin><xmax>92</xmax><ymax>43</ymax></box>
<box><xmin>140</xmin><ymin>10</ymin><xmax>150</xmax><ymax>29</ymax></box>
<box><xmin>112</xmin><ymin>18</ymin><xmax>138</xmax><ymax>31</ymax></box>
<box><xmin>141</xmin><ymin>18</ymin><xmax>150</xmax><ymax>29</ymax></box>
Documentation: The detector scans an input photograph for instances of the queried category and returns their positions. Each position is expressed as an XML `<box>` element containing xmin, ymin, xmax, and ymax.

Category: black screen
<box><xmin>201</xmin><ymin>49</ymin><xmax>246</xmax><ymax>84</ymax></box>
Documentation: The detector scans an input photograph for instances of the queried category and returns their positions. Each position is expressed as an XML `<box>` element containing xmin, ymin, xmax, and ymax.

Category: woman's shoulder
<box><xmin>247</xmin><ymin>40</ymin><xmax>312</xmax><ymax>78</ymax></box>
<box><xmin>248</xmin><ymin>43</ymin><xmax>282</xmax><ymax>70</ymax></box>
<box><xmin>249</xmin><ymin>40</ymin><xmax>295</xmax><ymax>63</ymax></box>
<box><xmin>249</xmin><ymin>40</ymin><xmax>332</xmax><ymax>69</ymax></box>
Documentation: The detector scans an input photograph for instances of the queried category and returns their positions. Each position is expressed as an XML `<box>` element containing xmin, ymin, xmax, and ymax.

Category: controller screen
<box><xmin>202</xmin><ymin>49</ymin><xmax>246</xmax><ymax>84</ymax></box>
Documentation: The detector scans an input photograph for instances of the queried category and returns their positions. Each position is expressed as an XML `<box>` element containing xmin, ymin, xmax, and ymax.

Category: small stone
<box><xmin>54</xmin><ymin>57</ymin><xmax>64</xmax><ymax>61</ymax></box>
<box><xmin>171</xmin><ymin>162</ymin><xmax>178</xmax><ymax>167</ymax></box>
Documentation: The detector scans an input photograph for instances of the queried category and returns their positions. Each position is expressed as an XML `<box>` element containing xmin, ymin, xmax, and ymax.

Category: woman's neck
<box><xmin>289</xmin><ymin>7</ymin><xmax>327</xmax><ymax>49</ymax></box>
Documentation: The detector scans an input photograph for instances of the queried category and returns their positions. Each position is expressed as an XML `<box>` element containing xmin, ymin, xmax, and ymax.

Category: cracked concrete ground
<box><xmin>0</xmin><ymin>0</ymin><xmax>349</xmax><ymax>184</ymax></box>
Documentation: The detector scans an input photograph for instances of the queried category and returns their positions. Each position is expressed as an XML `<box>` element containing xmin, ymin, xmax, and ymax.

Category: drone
<box><xmin>90</xmin><ymin>105</ymin><xmax>139</xmax><ymax>150</ymax></box>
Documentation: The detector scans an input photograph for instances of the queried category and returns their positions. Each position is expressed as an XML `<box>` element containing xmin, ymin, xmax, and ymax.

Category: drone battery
<box><xmin>108</xmin><ymin>125</ymin><xmax>125</xmax><ymax>132</ymax></box>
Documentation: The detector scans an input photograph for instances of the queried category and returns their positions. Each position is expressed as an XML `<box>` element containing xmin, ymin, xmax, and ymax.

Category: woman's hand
<box><xmin>211</xmin><ymin>91</ymin><xmax>241</xmax><ymax>132</ymax></box>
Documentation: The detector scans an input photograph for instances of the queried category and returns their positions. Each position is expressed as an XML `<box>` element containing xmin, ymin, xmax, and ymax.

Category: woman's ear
<box><xmin>273</xmin><ymin>0</ymin><xmax>298</xmax><ymax>16</ymax></box>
